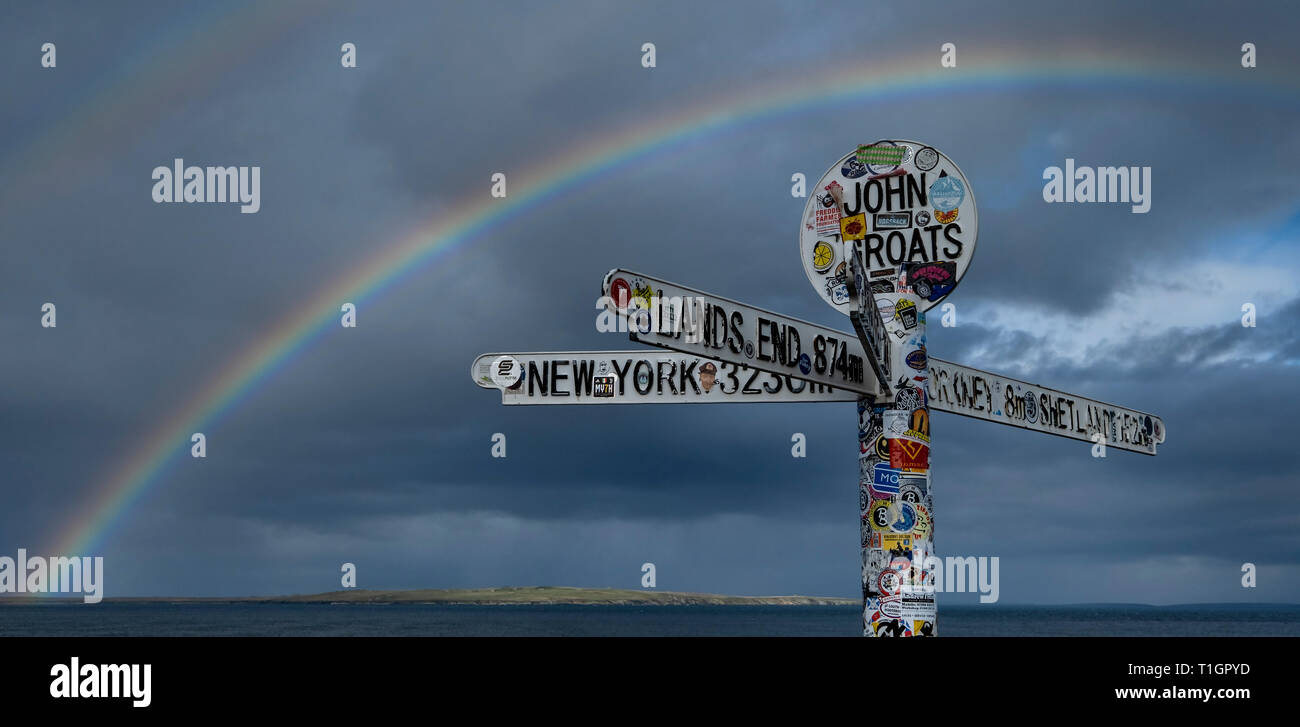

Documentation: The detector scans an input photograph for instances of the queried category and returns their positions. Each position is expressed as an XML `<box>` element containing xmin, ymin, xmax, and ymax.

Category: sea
<box><xmin>3</xmin><ymin>603</ymin><xmax>1299</xmax><ymax>637</ymax></box>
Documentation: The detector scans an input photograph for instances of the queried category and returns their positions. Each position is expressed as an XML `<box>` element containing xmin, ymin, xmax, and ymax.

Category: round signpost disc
<box><xmin>799</xmin><ymin>140</ymin><xmax>978</xmax><ymax>313</ymax></box>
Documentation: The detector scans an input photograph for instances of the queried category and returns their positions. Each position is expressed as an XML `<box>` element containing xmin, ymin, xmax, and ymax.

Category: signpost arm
<box><xmin>860</xmin><ymin>264</ymin><xmax>935</xmax><ymax>637</ymax></box>
<box><xmin>846</xmin><ymin>248</ymin><xmax>892</xmax><ymax>397</ymax></box>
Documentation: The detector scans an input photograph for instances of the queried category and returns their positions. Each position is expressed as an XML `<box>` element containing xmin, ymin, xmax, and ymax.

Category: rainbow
<box><xmin>47</xmin><ymin>45</ymin><xmax>1295</xmax><ymax>559</ymax></box>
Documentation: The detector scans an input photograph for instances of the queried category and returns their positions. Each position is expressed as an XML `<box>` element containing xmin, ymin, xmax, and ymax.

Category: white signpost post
<box><xmin>471</xmin><ymin>140</ymin><xmax>1165</xmax><ymax>637</ymax></box>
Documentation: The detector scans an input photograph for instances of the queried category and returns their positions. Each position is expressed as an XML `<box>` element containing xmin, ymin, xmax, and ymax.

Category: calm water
<box><xmin>3</xmin><ymin>603</ymin><xmax>1299</xmax><ymax>636</ymax></box>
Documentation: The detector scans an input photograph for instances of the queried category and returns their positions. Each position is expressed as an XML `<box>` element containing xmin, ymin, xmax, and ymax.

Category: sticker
<box><xmin>884</xmin><ymin>409</ymin><xmax>910</xmax><ymax>437</ymax></box>
<box><xmin>912</xmin><ymin>504</ymin><xmax>932</xmax><ymax>540</ymax></box>
<box><xmin>875</xmin><ymin>432</ymin><xmax>890</xmax><ymax>459</ymax></box>
<box><xmin>840</xmin><ymin>156</ymin><xmax>869</xmax><ymax>179</ymax></box>
<box><xmin>894</xmin><ymin>384</ymin><xmax>924</xmax><ymax>411</ymax></box>
<box><xmin>857</xmin><ymin>141</ymin><xmax>906</xmax><ymax>174</ymax></box>
<box><xmin>811</xmin><ymin>240</ymin><xmax>836</xmax><ymax>273</ymax></box>
<box><xmin>890</xmin><ymin>438</ymin><xmax>930</xmax><ymax>471</ymax></box>
<box><xmin>877</xmin><ymin>569</ymin><xmax>902</xmax><ymax>597</ymax></box>
<box><xmin>592</xmin><ymin>375</ymin><xmax>617</xmax><ymax>398</ymax></box>
<box><xmin>798</xmin><ymin>353</ymin><xmax>812</xmax><ymax>375</ymax></box>
<box><xmin>915</xmin><ymin>209</ymin><xmax>931</xmax><ymax>226</ymax></box>
<box><xmin>893</xmin><ymin>299</ymin><xmax>918</xmax><ymax>329</ymax></box>
<box><xmin>1023</xmin><ymin>391</ymin><xmax>1037</xmax><ymax>423</ymax></box>
<box><xmin>872</xmin><ymin>617</ymin><xmax>911</xmax><ymax>637</ymax></box>
<box><xmin>826</xmin><ymin>260</ymin><xmax>849</xmax><ymax>304</ymax></box>
<box><xmin>859</xmin><ymin>409</ymin><xmax>883</xmax><ymax>442</ymax></box>
<box><xmin>744</xmin><ymin>341</ymin><xmax>755</xmax><ymax>359</ymax></box>
<box><xmin>913</xmin><ymin>620</ymin><xmax>935</xmax><ymax>637</ymax></box>
<box><xmin>914</xmin><ymin>146</ymin><xmax>939</xmax><ymax>172</ymax></box>
<box><xmin>868</xmin><ymin>500</ymin><xmax>895</xmax><ymax>532</ymax></box>
<box><xmin>864</xmin><ymin>548</ymin><xmax>888</xmax><ymax>571</ymax></box>
<box><xmin>905</xmin><ymin>347</ymin><xmax>927</xmax><ymax>370</ymax></box>
<box><xmin>873</xmin><ymin>212</ymin><xmax>912</xmax><ymax>229</ymax></box>
<box><xmin>901</xmin><ymin>428</ymin><xmax>930</xmax><ymax>444</ymax></box>
<box><xmin>698</xmin><ymin>361</ymin><xmax>719</xmax><ymax>393</ymax></box>
<box><xmin>910</xmin><ymin>407</ymin><xmax>930</xmax><ymax>436</ymax></box>
<box><xmin>899</xmin><ymin>592</ymin><xmax>936</xmax><ymax>619</ymax></box>
<box><xmin>872</xmin><ymin>462</ymin><xmax>902</xmax><ymax>495</ymax></box>
<box><xmin>629</xmin><ymin>307</ymin><xmax>652</xmax><ymax>334</ymax></box>
<box><xmin>909</xmin><ymin>262</ymin><xmax>957</xmax><ymax>302</ymax></box>
<box><xmin>880</xmin><ymin>533</ymin><xmax>912</xmax><ymax>552</ymax></box>
<box><xmin>815</xmin><ymin>184</ymin><xmax>842</xmax><ymax>236</ymax></box>
<box><xmin>930</xmin><ymin>175</ymin><xmax>965</xmax><ymax>212</ymax></box>
<box><xmin>934</xmin><ymin>208</ymin><xmax>958</xmax><ymax>224</ymax></box>
<box><xmin>839</xmin><ymin>213</ymin><xmax>867</xmax><ymax>241</ymax></box>
<box><xmin>870</xmin><ymin>280</ymin><xmax>895</xmax><ymax>294</ymax></box>
<box><xmin>898</xmin><ymin>480</ymin><xmax>926</xmax><ymax>505</ymax></box>
<box><xmin>490</xmin><ymin>356</ymin><xmax>524</xmax><ymax>389</ymax></box>
<box><xmin>609</xmin><ymin>278</ymin><xmax>631</xmax><ymax>310</ymax></box>
<box><xmin>888</xmin><ymin>501</ymin><xmax>918</xmax><ymax>534</ymax></box>
<box><xmin>868</xmin><ymin>168</ymin><xmax>906</xmax><ymax>182</ymax></box>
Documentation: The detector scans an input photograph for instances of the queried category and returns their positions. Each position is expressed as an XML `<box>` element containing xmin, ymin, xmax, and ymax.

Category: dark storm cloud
<box><xmin>0</xmin><ymin>1</ymin><xmax>1297</xmax><ymax>602</ymax></box>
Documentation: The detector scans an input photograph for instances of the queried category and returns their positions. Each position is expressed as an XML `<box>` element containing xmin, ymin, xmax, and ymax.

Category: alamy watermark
<box><xmin>0</xmin><ymin>549</ymin><xmax>104</xmax><ymax>603</ymax></box>
<box><xmin>873</xmin><ymin>553</ymin><xmax>1000</xmax><ymax>603</ymax></box>
<box><xmin>595</xmin><ymin>293</ymin><xmax>711</xmax><ymax>341</ymax></box>
<box><xmin>151</xmin><ymin>158</ymin><xmax>261</xmax><ymax>213</ymax></box>
<box><xmin>1042</xmin><ymin>159</ymin><xmax>1150</xmax><ymax>213</ymax></box>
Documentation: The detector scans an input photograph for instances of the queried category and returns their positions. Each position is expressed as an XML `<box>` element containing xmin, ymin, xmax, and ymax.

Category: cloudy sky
<box><xmin>1</xmin><ymin>0</ymin><xmax>1297</xmax><ymax>604</ymax></box>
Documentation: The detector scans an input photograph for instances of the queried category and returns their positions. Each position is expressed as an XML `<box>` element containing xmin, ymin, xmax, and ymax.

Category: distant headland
<box><xmin>1</xmin><ymin>586</ymin><xmax>855</xmax><ymax>606</ymax></box>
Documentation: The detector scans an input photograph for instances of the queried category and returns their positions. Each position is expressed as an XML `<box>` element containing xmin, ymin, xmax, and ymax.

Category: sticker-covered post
<box><xmin>802</xmin><ymin>140</ymin><xmax>974</xmax><ymax>637</ymax></box>
<box><xmin>858</xmin><ymin>263</ymin><xmax>936</xmax><ymax>636</ymax></box>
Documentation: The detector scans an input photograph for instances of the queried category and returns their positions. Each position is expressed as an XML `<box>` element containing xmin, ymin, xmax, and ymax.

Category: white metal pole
<box><xmin>860</xmin><ymin>264</ymin><xmax>935</xmax><ymax>636</ymax></box>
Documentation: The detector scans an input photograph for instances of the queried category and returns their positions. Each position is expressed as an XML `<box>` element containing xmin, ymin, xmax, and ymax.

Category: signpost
<box><xmin>471</xmin><ymin>140</ymin><xmax>1165</xmax><ymax>637</ymax></box>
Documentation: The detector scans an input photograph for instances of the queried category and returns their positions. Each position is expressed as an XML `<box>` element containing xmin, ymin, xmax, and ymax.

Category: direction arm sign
<box><xmin>471</xmin><ymin>351</ymin><xmax>854</xmax><ymax>404</ymax></box>
<box><xmin>600</xmin><ymin>268</ymin><xmax>877</xmax><ymax>396</ymax></box>
<box><xmin>925</xmin><ymin>358</ymin><xmax>1165</xmax><ymax>455</ymax></box>
<box><xmin>471</xmin><ymin>349</ymin><xmax>1165</xmax><ymax>455</ymax></box>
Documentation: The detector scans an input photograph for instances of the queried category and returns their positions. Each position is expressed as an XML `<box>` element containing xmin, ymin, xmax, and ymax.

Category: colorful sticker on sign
<box><xmin>873</xmin><ymin>212</ymin><xmax>912</xmax><ymax>229</ymax></box>
<box><xmin>840</xmin><ymin>214</ymin><xmax>867</xmax><ymax>241</ymax></box>
<box><xmin>868</xmin><ymin>500</ymin><xmax>895</xmax><ymax>532</ymax></box>
<box><xmin>609</xmin><ymin>278</ymin><xmax>631</xmax><ymax>311</ymax></box>
<box><xmin>816</xmin><ymin>184</ymin><xmax>842</xmax><ymax>236</ymax></box>
<box><xmin>930</xmin><ymin>175</ymin><xmax>965</xmax><ymax>212</ymax></box>
<box><xmin>592</xmin><ymin>375</ymin><xmax>616</xmax><ymax>398</ymax></box>
<box><xmin>909</xmin><ymin>262</ymin><xmax>956</xmax><ymax>302</ymax></box>
<box><xmin>857</xmin><ymin>142</ymin><xmax>905</xmax><ymax>173</ymax></box>
<box><xmin>841</xmin><ymin>156</ymin><xmax>869</xmax><ymax>179</ymax></box>
<box><xmin>890</xmin><ymin>438</ymin><xmax>930</xmax><ymax>471</ymax></box>
<box><xmin>906</xmin><ymin>347</ymin><xmax>927</xmax><ymax>370</ymax></box>
<box><xmin>811</xmin><ymin>240</ymin><xmax>835</xmax><ymax>273</ymax></box>
<box><xmin>894</xmin><ymin>299</ymin><xmax>918</xmax><ymax>329</ymax></box>
<box><xmin>872</xmin><ymin>462</ymin><xmax>902</xmax><ymax>495</ymax></box>
<box><xmin>914</xmin><ymin>147</ymin><xmax>939</xmax><ymax>172</ymax></box>
<box><xmin>490</xmin><ymin>356</ymin><xmax>524</xmax><ymax>389</ymax></box>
